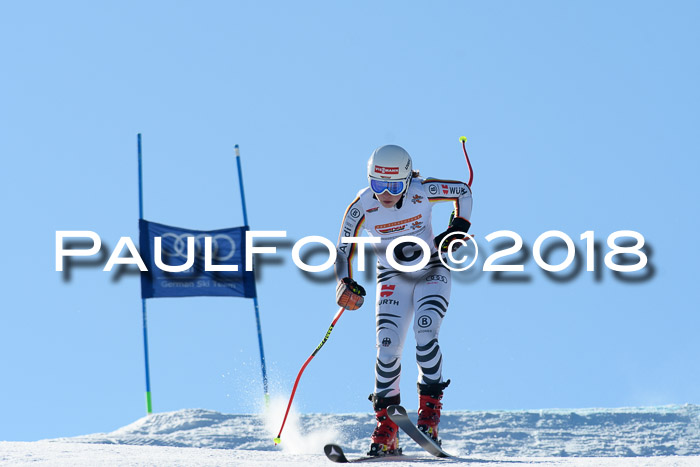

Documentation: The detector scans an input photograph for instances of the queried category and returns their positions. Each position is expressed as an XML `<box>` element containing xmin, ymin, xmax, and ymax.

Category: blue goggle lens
<box><xmin>370</xmin><ymin>179</ymin><xmax>405</xmax><ymax>195</ymax></box>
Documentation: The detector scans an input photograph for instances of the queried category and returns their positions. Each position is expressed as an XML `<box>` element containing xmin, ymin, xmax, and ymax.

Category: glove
<box><xmin>336</xmin><ymin>277</ymin><xmax>366</xmax><ymax>310</ymax></box>
<box><xmin>434</xmin><ymin>216</ymin><xmax>472</xmax><ymax>253</ymax></box>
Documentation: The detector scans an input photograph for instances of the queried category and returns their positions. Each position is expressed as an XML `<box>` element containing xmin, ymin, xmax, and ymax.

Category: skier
<box><xmin>334</xmin><ymin>144</ymin><xmax>473</xmax><ymax>456</ymax></box>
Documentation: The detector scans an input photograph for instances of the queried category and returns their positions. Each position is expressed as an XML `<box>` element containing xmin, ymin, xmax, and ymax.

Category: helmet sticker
<box><xmin>374</xmin><ymin>165</ymin><xmax>400</xmax><ymax>175</ymax></box>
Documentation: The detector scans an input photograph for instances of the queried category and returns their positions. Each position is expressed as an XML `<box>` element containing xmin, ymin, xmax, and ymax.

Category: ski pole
<box><xmin>274</xmin><ymin>306</ymin><xmax>346</xmax><ymax>444</ymax></box>
<box><xmin>459</xmin><ymin>136</ymin><xmax>474</xmax><ymax>187</ymax></box>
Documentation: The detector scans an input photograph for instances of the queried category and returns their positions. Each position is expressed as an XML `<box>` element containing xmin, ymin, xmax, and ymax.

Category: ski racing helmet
<box><xmin>367</xmin><ymin>145</ymin><xmax>413</xmax><ymax>196</ymax></box>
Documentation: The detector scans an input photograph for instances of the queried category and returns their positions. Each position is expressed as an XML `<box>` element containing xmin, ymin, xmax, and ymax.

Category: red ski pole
<box><xmin>459</xmin><ymin>136</ymin><xmax>474</xmax><ymax>187</ymax></box>
<box><xmin>274</xmin><ymin>306</ymin><xmax>346</xmax><ymax>444</ymax></box>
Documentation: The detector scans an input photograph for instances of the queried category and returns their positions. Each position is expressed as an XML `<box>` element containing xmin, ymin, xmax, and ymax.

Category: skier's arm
<box><xmin>423</xmin><ymin>178</ymin><xmax>473</xmax><ymax>250</ymax></box>
<box><xmin>423</xmin><ymin>178</ymin><xmax>473</xmax><ymax>222</ymax></box>
<box><xmin>334</xmin><ymin>195</ymin><xmax>366</xmax><ymax>282</ymax></box>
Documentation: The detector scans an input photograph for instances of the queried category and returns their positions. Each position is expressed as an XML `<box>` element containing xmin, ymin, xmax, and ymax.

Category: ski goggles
<box><xmin>369</xmin><ymin>178</ymin><xmax>406</xmax><ymax>195</ymax></box>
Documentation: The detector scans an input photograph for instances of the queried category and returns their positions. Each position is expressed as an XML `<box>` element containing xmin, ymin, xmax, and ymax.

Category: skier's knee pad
<box><xmin>376</xmin><ymin>326</ymin><xmax>401</xmax><ymax>357</ymax></box>
<box><xmin>414</xmin><ymin>311</ymin><xmax>441</xmax><ymax>345</ymax></box>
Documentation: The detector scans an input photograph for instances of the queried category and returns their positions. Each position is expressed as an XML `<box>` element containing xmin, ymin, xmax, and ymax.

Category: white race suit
<box><xmin>335</xmin><ymin>177</ymin><xmax>473</xmax><ymax>398</ymax></box>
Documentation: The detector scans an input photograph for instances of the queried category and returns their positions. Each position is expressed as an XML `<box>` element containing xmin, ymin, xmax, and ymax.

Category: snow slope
<box><xmin>2</xmin><ymin>404</ymin><xmax>699</xmax><ymax>466</ymax></box>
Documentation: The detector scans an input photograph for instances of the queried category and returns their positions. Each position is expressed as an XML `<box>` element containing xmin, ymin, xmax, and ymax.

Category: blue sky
<box><xmin>1</xmin><ymin>1</ymin><xmax>698</xmax><ymax>442</ymax></box>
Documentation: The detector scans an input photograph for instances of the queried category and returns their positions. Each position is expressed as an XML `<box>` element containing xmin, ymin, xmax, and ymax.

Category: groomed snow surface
<box><xmin>2</xmin><ymin>402</ymin><xmax>700</xmax><ymax>466</ymax></box>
